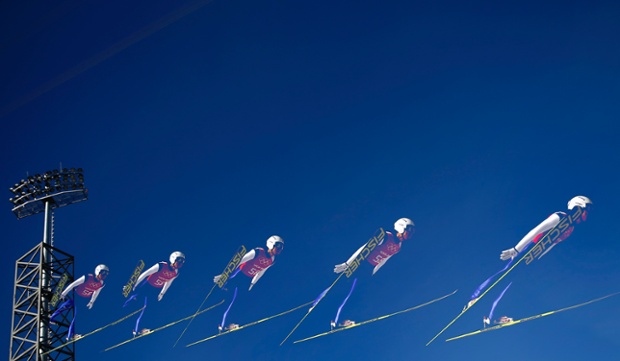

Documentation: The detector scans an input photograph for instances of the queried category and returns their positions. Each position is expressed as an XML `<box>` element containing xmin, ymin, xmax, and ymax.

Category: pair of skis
<box><xmin>186</xmin><ymin>301</ymin><xmax>314</xmax><ymax>347</ymax></box>
<box><xmin>103</xmin><ymin>300</ymin><xmax>224</xmax><ymax>352</ymax></box>
<box><xmin>293</xmin><ymin>289</ymin><xmax>458</xmax><ymax>344</ymax></box>
<box><xmin>445</xmin><ymin>291</ymin><xmax>620</xmax><ymax>342</ymax></box>
<box><xmin>42</xmin><ymin>307</ymin><xmax>145</xmax><ymax>356</ymax></box>
<box><xmin>426</xmin><ymin>206</ymin><xmax>590</xmax><ymax>345</ymax></box>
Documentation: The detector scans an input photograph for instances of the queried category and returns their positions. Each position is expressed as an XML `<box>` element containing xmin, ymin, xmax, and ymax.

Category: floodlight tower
<box><xmin>9</xmin><ymin>167</ymin><xmax>88</xmax><ymax>361</ymax></box>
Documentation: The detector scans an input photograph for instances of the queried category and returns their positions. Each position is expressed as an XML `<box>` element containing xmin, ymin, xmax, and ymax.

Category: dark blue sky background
<box><xmin>2</xmin><ymin>1</ymin><xmax>620</xmax><ymax>360</ymax></box>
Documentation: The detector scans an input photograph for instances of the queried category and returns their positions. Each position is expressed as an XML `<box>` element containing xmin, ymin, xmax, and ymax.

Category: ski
<box><xmin>42</xmin><ymin>306</ymin><xmax>146</xmax><ymax>356</ymax></box>
<box><xmin>50</xmin><ymin>273</ymin><xmax>70</xmax><ymax>307</ymax></box>
<box><xmin>103</xmin><ymin>299</ymin><xmax>224</xmax><ymax>352</ymax></box>
<box><xmin>173</xmin><ymin>245</ymin><xmax>246</xmax><ymax>347</ymax></box>
<box><xmin>425</xmin><ymin>206</ymin><xmax>586</xmax><ymax>346</ymax></box>
<box><xmin>446</xmin><ymin>291</ymin><xmax>620</xmax><ymax>342</ymax></box>
<box><xmin>186</xmin><ymin>300</ymin><xmax>313</xmax><ymax>347</ymax></box>
<box><xmin>279</xmin><ymin>228</ymin><xmax>386</xmax><ymax>346</ymax></box>
<box><xmin>293</xmin><ymin>289</ymin><xmax>457</xmax><ymax>344</ymax></box>
<box><xmin>122</xmin><ymin>260</ymin><xmax>145</xmax><ymax>298</ymax></box>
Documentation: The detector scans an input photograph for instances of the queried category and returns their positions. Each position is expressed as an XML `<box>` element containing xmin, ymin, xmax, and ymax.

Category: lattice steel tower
<box><xmin>9</xmin><ymin>167</ymin><xmax>88</xmax><ymax>361</ymax></box>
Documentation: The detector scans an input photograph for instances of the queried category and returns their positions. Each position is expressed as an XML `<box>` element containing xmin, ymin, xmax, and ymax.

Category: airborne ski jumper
<box><xmin>213</xmin><ymin>235</ymin><xmax>284</xmax><ymax>291</ymax></box>
<box><xmin>331</xmin><ymin>218</ymin><xmax>415</xmax><ymax>327</ymax></box>
<box><xmin>51</xmin><ymin>264</ymin><xmax>109</xmax><ymax>340</ymax></box>
<box><xmin>212</xmin><ymin>236</ymin><xmax>284</xmax><ymax>330</ymax></box>
<box><xmin>134</xmin><ymin>251</ymin><xmax>185</xmax><ymax>301</ymax></box>
<box><xmin>334</xmin><ymin>218</ymin><xmax>415</xmax><ymax>276</ymax></box>
<box><xmin>125</xmin><ymin>251</ymin><xmax>185</xmax><ymax>337</ymax></box>
<box><xmin>427</xmin><ymin>195</ymin><xmax>593</xmax><ymax>345</ymax></box>
<box><xmin>280</xmin><ymin>218</ymin><xmax>414</xmax><ymax>345</ymax></box>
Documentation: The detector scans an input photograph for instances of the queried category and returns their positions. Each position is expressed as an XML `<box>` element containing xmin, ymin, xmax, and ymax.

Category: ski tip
<box><xmin>425</xmin><ymin>333</ymin><xmax>442</xmax><ymax>346</ymax></box>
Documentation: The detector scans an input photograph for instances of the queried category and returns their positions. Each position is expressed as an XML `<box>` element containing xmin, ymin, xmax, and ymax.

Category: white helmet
<box><xmin>394</xmin><ymin>218</ymin><xmax>415</xmax><ymax>234</ymax></box>
<box><xmin>95</xmin><ymin>264</ymin><xmax>109</xmax><ymax>277</ymax></box>
<box><xmin>568</xmin><ymin>196</ymin><xmax>592</xmax><ymax>210</ymax></box>
<box><xmin>266</xmin><ymin>235</ymin><xmax>284</xmax><ymax>251</ymax></box>
<box><xmin>170</xmin><ymin>251</ymin><xmax>186</xmax><ymax>264</ymax></box>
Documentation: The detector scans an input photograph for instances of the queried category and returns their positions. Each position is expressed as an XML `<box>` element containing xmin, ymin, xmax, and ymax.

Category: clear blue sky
<box><xmin>2</xmin><ymin>1</ymin><xmax>620</xmax><ymax>360</ymax></box>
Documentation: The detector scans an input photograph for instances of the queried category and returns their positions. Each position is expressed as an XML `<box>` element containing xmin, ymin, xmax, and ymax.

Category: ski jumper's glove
<box><xmin>213</xmin><ymin>274</ymin><xmax>222</xmax><ymax>284</ymax></box>
<box><xmin>334</xmin><ymin>263</ymin><xmax>349</xmax><ymax>274</ymax></box>
<box><xmin>86</xmin><ymin>301</ymin><xmax>94</xmax><ymax>309</ymax></box>
<box><xmin>249</xmin><ymin>268</ymin><xmax>268</xmax><ymax>291</ymax></box>
<box><xmin>500</xmin><ymin>247</ymin><xmax>518</xmax><ymax>261</ymax></box>
<box><xmin>372</xmin><ymin>255</ymin><xmax>392</xmax><ymax>275</ymax></box>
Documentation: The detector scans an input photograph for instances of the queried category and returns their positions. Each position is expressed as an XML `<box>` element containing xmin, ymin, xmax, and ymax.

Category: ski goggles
<box><xmin>273</xmin><ymin>242</ymin><xmax>284</xmax><ymax>251</ymax></box>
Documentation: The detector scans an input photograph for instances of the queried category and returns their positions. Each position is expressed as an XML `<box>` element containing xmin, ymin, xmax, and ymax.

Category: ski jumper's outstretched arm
<box><xmin>60</xmin><ymin>275</ymin><xmax>86</xmax><ymax>299</ymax></box>
<box><xmin>334</xmin><ymin>243</ymin><xmax>366</xmax><ymax>274</ymax></box>
<box><xmin>134</xmin><ymin>264</ymin><xmax>159</xmax><ymax>290</ymax></box>
<box><xmin>213</xmin><ymin>249</ymin><xmax>257</xmax><ymax>283</ymax></box>
<box><xmin>158</xmin><ymin>276</ymin><xmax>176</xmax><ymax>301</ymax></box>
<box><xmin>134</xmin><ymin>263</ymin><xmax>178</xmax><ymax>301</ymax></box>
<box><xmin>334</xmin><ymin>233</ymin><xmax>391</xmax><ymax>274</ymax></box>
<box><xmin>241</xmin><ymin>249</ymin><xmax>272</xmax><ymax>291</ymax></box>
<box><xmin>87</xmin><ymin>286</ymin><xmax>104</xmax><ymax>309</ymax></box>
<box><xmin>500</xmin><ymin>213</ymin><xmax>560</xmax><ymax>260</ymax></box>
<box><xmin>372</xmin><ymin>254</ymin><xmax>394</xmax><ymax>275</ymax></box>
<box><xmin>249</xmin><ymin>267</ymin><xmax>270</xmax><ymax>291</ymax></box>
<box><xmin>239</xmin><ymin>249</ymin><xmax>257</xmax><ymax>265</ymax></box>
